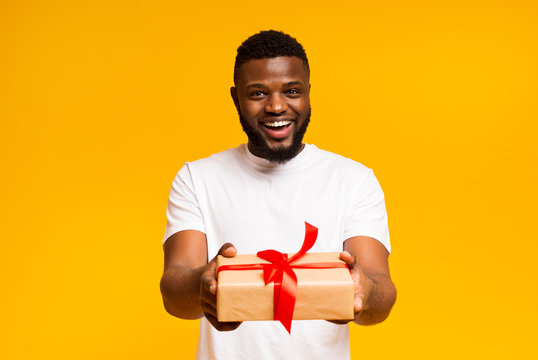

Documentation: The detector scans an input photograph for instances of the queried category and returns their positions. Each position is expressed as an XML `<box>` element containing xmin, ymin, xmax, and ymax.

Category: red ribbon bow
<box><xmin>255</xmin><ymin>221</ymin><xmax>318</xmax><ymax>333</ymax></box>
<box><xmin>217</xmin><ymin>221</ymin><xmax>348</xmax><ymax>333</ymax></box>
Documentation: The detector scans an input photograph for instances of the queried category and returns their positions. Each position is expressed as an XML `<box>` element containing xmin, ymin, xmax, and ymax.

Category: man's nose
<box><xmin>265</xmin><ymin>93</ymin><xmax>287</xmax><ymax>115</ymax></box>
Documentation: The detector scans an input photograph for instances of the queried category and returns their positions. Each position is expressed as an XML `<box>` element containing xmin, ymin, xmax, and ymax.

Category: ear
<box><xmin>230</xmin><ymin>86</ymin><xmax>240</xmax><ymax>111</ymax></box>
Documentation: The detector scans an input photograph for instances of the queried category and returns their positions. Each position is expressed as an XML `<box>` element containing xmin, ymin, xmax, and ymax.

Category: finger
<box><xmin>201</xmin><ymin>269</ymin><xmax>217</xmax><ymax>295</ymax></box>
<box><xmin>218</xmin><ymin>243</ymin><xmax>237</xmax><ymax>258</ymax></box>
<box><xmin>328</xmin><ymin>319</ymin><xmax>351</xmax><ymax>325</ymax></box>
<box><xmin>355</xmin><ymin>294</ymin><xmax>365</xmax><ymax>313</ymax></box>
<box><xmin>355</xmin><ymin>296</ymin><xmax>364</xmax><ymax>312</ymax></box>
<box><xmin>204</xmin><ymin>312</ymin><xmax>242</xmax><ymax>332</ymax></box>
<box><xmin>201</xmin><ymin>300</ymin><xmax>217</xmax><ymax>317</ymax></box>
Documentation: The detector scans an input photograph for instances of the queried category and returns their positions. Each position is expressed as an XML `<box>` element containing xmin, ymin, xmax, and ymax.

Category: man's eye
<box><xmin>286</xmin><ymin>89</ymin><xmax>300</xmax><ymax>95</ymax></box>
<box><xmin>250</xmin><ymin>91</ymin><xmax>265</xmax><ymax>97</ymax></box>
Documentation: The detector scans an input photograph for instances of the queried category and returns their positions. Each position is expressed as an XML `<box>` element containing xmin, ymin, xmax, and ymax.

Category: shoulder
<box><xmin>309</xmin><ymin>145</ymin><xmax>373</xmax><ymax>179</ymax></box>
<box><xmin>172</xmin><ymin>146</ymin><xmax>252</xmax><ymax>189</ymax></box>
<box><xmin>170</xmin><ymin>147</ymin><xmax>245</xmax><ymax>194</ymax></box>
<box><xmin>184</xmin><ymin>146</ymin><xmax>244</xmax><ymax>173</ymax></box>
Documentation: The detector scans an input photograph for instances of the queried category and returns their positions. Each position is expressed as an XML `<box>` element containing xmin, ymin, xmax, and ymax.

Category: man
<box><xmin>160</xmin><ymin>30</ymin><xmax>396</xmax><ymax>359</ymax></box>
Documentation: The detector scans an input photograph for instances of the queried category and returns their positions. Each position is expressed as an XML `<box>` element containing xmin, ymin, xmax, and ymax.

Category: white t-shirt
<box><xmin>163</xmin><ymin>144</ymin><xmax>390</xmax><ymax>360</ymax></box>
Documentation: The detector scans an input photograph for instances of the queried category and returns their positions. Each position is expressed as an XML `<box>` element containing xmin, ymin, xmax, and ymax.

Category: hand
<box><xmin>200</xmin><ymin>243</ymin><xmax>242</xmax><ymax>331</ymax></box>
<box><xmin>330</xmin><ymin>250</ymin><xmax>375</xmax><ymax>324</ymax></box>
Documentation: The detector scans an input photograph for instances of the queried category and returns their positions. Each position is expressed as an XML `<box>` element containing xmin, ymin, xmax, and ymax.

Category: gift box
<box><xmin>216</xmin><ymin>251</ymin><xmax>354</xmax><ymax>326</ymax></box>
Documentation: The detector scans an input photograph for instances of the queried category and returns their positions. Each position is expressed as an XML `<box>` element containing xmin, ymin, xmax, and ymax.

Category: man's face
<box><xmin>231</xmin><ymin>56</ymin><xmax>311</xmax><ymax>163</ymax></box>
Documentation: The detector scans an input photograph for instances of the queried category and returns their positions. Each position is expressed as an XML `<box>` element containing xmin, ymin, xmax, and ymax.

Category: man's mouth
<box><xmin>263</xmin><ymin>120</ymin><xmax>292</xmax><ymax>129</ymax></box>
<box><xmin>261</xmin><ymin>120</ymin><xmax>293</xmax><ymax>139</ymax></box>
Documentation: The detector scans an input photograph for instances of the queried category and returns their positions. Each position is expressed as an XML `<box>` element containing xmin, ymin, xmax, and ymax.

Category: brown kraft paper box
<box><xmin>216</xmin><ymin>252</ymin><xmax>354</xmax><ymax>322</ymax></box>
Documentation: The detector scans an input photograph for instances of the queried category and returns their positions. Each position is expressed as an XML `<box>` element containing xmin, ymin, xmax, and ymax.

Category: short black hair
<box><xmin>234</xmin><ymin>30</ymin><xmax>309</xmax><ymax>83</ymax></box>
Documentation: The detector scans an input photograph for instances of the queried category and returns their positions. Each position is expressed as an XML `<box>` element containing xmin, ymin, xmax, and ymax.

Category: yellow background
<box><xmin>1</xmin><ymin>0</ymin><xmax>537</xmax><ymax>358</ymax></box>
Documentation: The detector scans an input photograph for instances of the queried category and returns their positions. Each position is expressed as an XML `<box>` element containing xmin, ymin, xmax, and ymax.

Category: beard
<box><xmin>239</xmin><ymin>108</ymin><xmax>311</xmax><ymax>164</ymax></box>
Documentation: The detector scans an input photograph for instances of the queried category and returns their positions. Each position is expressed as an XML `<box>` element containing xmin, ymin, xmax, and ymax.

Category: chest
<box><xmin>197</xmin><ymin>171</ymin><xmax>352</xmax><ymax>256</ymax></box>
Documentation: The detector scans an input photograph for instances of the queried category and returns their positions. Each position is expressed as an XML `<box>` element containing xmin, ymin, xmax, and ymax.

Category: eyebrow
<box><xmin>284</xmin><ymin>81</ymin><xmax>303</xmax><ymax>87</ymax></box>
<box><xmin>246</xmin><ymin>83</ymin><xmax>266</xmax><ymax>89</ymax></box>
<box><xmin>246</xmin><ymin>81</ymin><xmax>304</xmax><ymax>89</ymax></box>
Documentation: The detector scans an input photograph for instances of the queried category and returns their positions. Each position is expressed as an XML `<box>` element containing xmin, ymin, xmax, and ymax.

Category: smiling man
<box><xmin>160</xmin><ymin>30</ymin><xmax>396</xmax><ymax>360</ymax></box>
<box><xmin>233</xmin><ymin>54</ymin><xmax>311</xmax><ymax>163</ymax></box>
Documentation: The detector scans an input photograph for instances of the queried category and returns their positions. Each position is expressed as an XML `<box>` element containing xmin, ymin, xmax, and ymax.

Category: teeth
<box><xmin>264</xmin><ymin>120</ymin><xmax>292</xmax><ymax>128</ymax></box>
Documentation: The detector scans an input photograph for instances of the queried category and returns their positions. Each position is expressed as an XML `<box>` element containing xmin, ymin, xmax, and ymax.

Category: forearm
<box><xmin>160</xmin><ymin>264</ymin><xmax>206</xmax><ymax>319</ymax></box>
<box><xmin>354</xmin><ymin>274</ymin><xmax>396</xmax><ymax>326</ymax></box>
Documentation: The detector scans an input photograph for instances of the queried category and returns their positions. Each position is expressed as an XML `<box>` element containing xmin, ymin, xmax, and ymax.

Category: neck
<box><xmin>247</xmin><ymin>142</ymin><xmax>305</xmax><ymax>164</ymax></box>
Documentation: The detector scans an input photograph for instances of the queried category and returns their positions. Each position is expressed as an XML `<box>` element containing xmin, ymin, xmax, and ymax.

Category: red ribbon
<box><xmin>217</xmin><ymin>222</ymin><xmax>348</xmax><ymax>333</ymax></box>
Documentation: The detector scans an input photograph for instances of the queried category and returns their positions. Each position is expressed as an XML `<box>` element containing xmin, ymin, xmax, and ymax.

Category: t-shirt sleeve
<box><xmin>163</xmin><ymin>163</ymin><xmax>206</xmax><ymax>244</ymax></box>
<box><xmin>344</xmin><ymin>169</ymin><xmax>391</xmax><ymax>253</ymax></box>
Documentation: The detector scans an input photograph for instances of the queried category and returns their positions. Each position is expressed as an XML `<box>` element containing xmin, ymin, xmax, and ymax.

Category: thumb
<box><xmin>205</xmin><ymin>243</ymin><xmax>236</xmax><ymax>295</ymax></box>
<box><xmin>340</xmin><ymin>250</ymin><xmax>357</xmax><ymax>270</ymax></box>
<box><xmin>217</xmin><ymin>243</ymin><xmax>237</xmax><ymax>258</ymax></box>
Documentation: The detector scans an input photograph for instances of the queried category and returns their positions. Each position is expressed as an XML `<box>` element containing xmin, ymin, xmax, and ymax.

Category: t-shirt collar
<box><xmin>241</xmin><ymin>143</ymin><xmax>315</xmax><ymax>172</ymax></box>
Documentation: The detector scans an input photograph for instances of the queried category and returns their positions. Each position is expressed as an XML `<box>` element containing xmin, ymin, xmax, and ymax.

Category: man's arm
<box><xmin>160</xmin><ymin>230</ymin><xmax>207</xmax><ymax>319</ymax></box>
<box><xmin>160</xmin><ymin>230</ymin><xmax>241</xmax><ymax>331</ymax></box>
<box><xmin>340</xmin><ymin>236</ymin><xmax>396</xmax><ymax>325</ymax></box>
